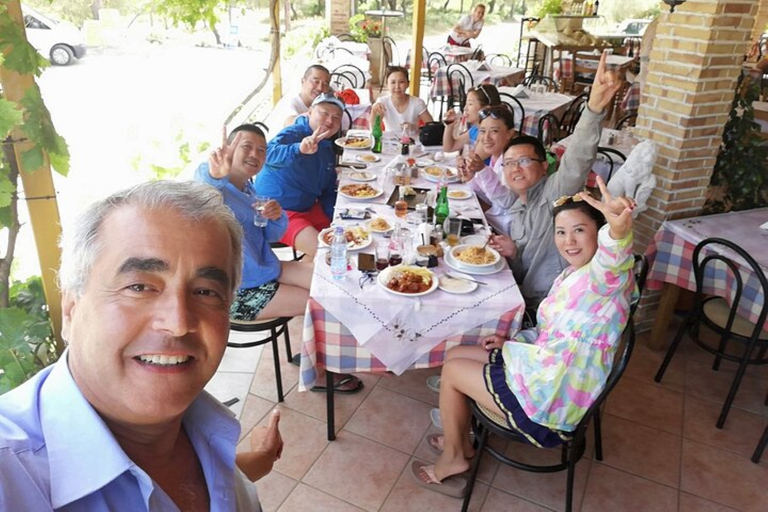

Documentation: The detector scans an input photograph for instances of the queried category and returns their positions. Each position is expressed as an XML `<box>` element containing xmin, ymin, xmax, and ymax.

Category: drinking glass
<box><xmin>253</xmin><ymin>196</ymin><xmax>270</xmax><ymax>227</ymax></box>
<box><xmin>374</xmin><ymin>240</ymin><xmax>390</xmax><ymax>271</ymax></box>
<box><xmin>444</xmin><ymin>218</ymin><xmax>462</xmax><ymax>247</ymax></box>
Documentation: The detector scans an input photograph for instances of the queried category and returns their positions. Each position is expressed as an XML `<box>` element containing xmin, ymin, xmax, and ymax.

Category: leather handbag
<box><xmin>419</xmin><ymin>122</ymin><xmax>445</xmax><ymax>146</ymax></box>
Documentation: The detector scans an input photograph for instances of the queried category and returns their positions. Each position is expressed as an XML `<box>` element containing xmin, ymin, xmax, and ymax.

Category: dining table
<box><xmin>554</xmin><ymin>127</ymin><xmax>641</xmax><ymax>184</ymax></box>
<box><xmin>429</xmin><ymin>60</ymin><xmax>525</xmax><ymax>103</ymax></box>
<box><xmin>300</xmin><ymin>134</ymin><xmax>526</xmax><ymax>440</ymax></box>
<box><xmin>644</xmin><ymin>208</ymin><xmax>768</xmax><ymax>351</ymax></box>
<box><xmin>496</xmin><ymin>87</ymin><xmax>577</xmax><ymax>138</ymax></box>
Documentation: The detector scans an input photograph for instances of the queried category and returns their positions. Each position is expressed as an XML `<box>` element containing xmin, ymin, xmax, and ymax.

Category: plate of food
<box><xmin>348</xmin><ymin>170</ymin><xmax>377</xmax><ymax>182</ymax></box>
<box><xmin>447</xmin><ymin>189</ymin><xmax>472</xmax><ymax>200</ymax></box>
<box><xmin>317</xmin><ymin>226</ymin><xmax>372</xmax><ymax>251</ymax></box>
<box><xmin>356</xmin><ymin>154</ymin><xmax>380</xmax><ymax>163</ymax></box>
<box><xmin>378</xmin><ymin>265</ymin><xmax>438</xmax><ymax>297</ymax></box>
<box><xmin>366</xmin><ymin>217</ymin><xmax>394</xmax><ymax>233</ymax></box>
<box><xmin>339</xmin><ymin>183</ymin><xmax>384</xmax><ymax>200</ymax></box>
<box><xmin>422</xmin><ymin>165</ymin><xmax>459</xmax><ymax>183</ymax></box>
<box><xmin>450</xmin><ymin>244</ymin><xmax>501</xmax><ymax>269</ymax></box>
<box><xmin>335</xmin><ymin>135</ymin><xmax>373</xmax><ymax>150</ymax></box>
<box><xmin>438</xmin><ymin>274</ymin><xmax>478</xmax><ymax>294</ymax></box>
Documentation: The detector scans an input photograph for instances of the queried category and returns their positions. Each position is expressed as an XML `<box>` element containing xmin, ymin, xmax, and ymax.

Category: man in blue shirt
<box><xmin>255</xmin><ymin>92</ymin><xmax>344</xmax><ymax>258</ymax></box>
<box><xmin>0</xmin><ymin>181</ymin><xmax>282</xmax><ymax>510</ymax></box>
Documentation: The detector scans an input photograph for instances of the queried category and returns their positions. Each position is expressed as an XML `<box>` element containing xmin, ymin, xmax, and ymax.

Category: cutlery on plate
<box><xmin>445</xmin><ymin>273</ymin><xmax>487</xmax><ymax>285</ymax></box>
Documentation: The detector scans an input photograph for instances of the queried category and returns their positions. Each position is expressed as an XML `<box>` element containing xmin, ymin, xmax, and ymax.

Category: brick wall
<box><xmin>750</xmin><ymin>0</ymin><xmax>768</xmax><ymax>42</ymax></box>
<box><xmin>633</xmin><ymin>0</ymin><xmax>759</xmax><ymax>332</ymax></box>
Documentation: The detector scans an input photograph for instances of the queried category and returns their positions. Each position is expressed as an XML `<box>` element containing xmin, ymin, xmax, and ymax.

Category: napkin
<box><xmin>510</xmin><ymin>84</ymin><xmax>529</xmax><ymax>98</ymax></box>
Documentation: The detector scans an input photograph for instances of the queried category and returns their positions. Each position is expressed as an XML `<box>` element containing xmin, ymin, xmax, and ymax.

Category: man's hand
<box><xmin>257</xmin><ymin>199</ymin><xmax>282</xmax><ymax>221</ymax></box>
<box><xmin>236</xmin><ymin>408</ymin><xmax>284</xmax><ymax>482</ymax></box>
<box><xmin>579</xmin><ymin>175</ymin><xmax>634</xmax><ymax>240</ymax></box>
<box><xmin>208</xmin><ymin>126</ymin><xmax>241</xmax><ymax>179</ymax></box>
<box><xmin>300</xmin><ymin>126</ymin><xmax>331</xmax><ymax>155</ymax></box>
<box><xmin>488</xmin><ymin>234</ymin><xmax>518</xmax><ymax>259</ymax></box>
<box><xmin>587</xmin><ymin>51</ymin><xmax>624</xmax><ymax>114</ymax></box>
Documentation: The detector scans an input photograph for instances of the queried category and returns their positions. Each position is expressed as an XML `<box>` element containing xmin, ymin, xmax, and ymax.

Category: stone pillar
<box><xmin>631</xmin><ymin>0</ymin><xmax>759</xmax><ymax>338</ymax></box>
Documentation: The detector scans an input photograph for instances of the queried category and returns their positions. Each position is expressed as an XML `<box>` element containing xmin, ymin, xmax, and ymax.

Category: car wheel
<box><xmin>50</xmin><ymin>45</ymin><xmax>74</xmax><ymax>66</ymax></box>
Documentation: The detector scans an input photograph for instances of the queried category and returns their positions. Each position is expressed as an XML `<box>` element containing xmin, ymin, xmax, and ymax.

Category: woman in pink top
<box><xmin>411</xmin><ymin>176</ymin><xmax>636</xmax><ymax>497</ymax></box>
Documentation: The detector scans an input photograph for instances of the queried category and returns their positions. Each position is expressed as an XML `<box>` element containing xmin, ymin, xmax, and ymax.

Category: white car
<box><xmin>22</xmin><ymin>5</ymin><xmax>86</xmax><ymax>66</ymax></box>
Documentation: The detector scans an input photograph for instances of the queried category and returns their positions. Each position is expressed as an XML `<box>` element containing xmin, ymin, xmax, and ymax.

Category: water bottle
<box><xmin>330</xmin><ymin>226</ymin><xmax>348</xmax><ymax>281</ymax></box>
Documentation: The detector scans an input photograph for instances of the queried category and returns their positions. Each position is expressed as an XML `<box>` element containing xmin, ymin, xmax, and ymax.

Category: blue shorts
<box><xmin>230</xmin><ymin>280</ymin><xmax>280</xmax><ymax>321</ymax></box>
<box><xmin>483</xmin><ymin>348</ymin><xmax>571</xmax><ymax>448</ymax></box>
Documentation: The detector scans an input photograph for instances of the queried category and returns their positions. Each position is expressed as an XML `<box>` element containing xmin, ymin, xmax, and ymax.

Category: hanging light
<box><xmin>663</xmin><ymin>0</ymin><xmax>687</xmax><ymax>12</ymax></box>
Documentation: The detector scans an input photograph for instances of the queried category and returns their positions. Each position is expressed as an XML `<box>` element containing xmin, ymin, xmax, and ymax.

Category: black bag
<box><xmin>419</xmin><ymin>122</ymin><xmax>445</xmax><ymax>147</ymax></box>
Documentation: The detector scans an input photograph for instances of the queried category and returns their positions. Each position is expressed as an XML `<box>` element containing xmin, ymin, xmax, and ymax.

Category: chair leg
<box><xmin>270</xmin><ymin>328</ymin><xmax>284</xmax><ymax>402</ymax></box>
<box><xmin>716</xmin><ymin>356</ymin><xmax>752</xmax><ymax>429</ymax></box>
<box><xmin>752</xmin><ymin>425</ymin><xmax>768</xmax><ymax>463</ymax></box>
<box><xmin>593</xmin><ymin>409</ymin><xmax>603</xmax><ymax>461</ymax></box>
<box><xmin>654</xmin><ymin>317</ymin><xmax>690</xmax><ymax>383</ymax></box>
<box><xmin>282</xmin><ymin>320</ymin><xmax>293</xmax><ymax>364</ymax></box>
<box><xmin>565</xmin><ymin>456</ymin><xmax>576</xmax><ymax>512</ymax></box>
<box><xmin>712</xmin><ymin>332</ymin><xmax>730</xmax><ymax>371</ymax></box>
<box><xmin>461</xmin><ymin>428</ymin><xmax>488</xmax><ymax>512</ymax></box>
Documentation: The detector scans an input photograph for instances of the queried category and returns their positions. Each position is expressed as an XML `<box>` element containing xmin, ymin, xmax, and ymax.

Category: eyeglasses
<box><xmin>478</xmin><ymin>106</ymin><xmax>513</xmax><ymax>121</ymax></box>
<box><xmin>501</xmin><ymin>156</ymin><xmax>545</xmax><ymax>169</ymax></box>
<box><xmin>552</xmin><ymin>190</ymin><xmax>591</xmax><ymax>207</ymax></box>
<box><xmin>359</xmin><ymin>271</ymin><xmax>377</xmax><ymax>289</ymax></box>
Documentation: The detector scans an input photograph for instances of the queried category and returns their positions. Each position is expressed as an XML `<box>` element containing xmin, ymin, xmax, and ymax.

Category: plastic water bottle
<box><xmin>330</xmin><ymin>226</ymin><xmax>347</xmax><ymax>281</ymax></box>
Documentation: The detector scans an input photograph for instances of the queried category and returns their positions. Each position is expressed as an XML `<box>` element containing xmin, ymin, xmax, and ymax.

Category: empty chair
<box><xmin>570</xmin><ymin>51</ymin><xmax>601</xmax><ymax>94</ymax></box>
<box><xmin>336</xmin><ymin>33</ymin><xmax>356</xmax><ymax>42</ymax></box>
<box><xmin>654</xmin><ymin>238</ymin><xmax>768</xmax><ymax>429</ymax></box>
<box><xmin>446</xmin><ymin>63</ymin><xmax>474</xmax><ymax>112</ymax></box>
<box><xmin>329</xmin><ymin>70</ymin><xmax>356</xmax><ymax>90</ymax></box>
<box><xmin>596</xmin><ymin>146</ymin><xmax>627</xmax><ymax>183</ymax></box>
<box><xmin>228</xmin><ymin>317</ymin><xmax>295</xmax><ymax>403</ymax></box>
<box><xmin>516</xmin><ymin>16</ymin><xmax>541</xmax><ymax>69</ymax></box>
<box><xmin>559</xmin><ymin>92</ymin><xmax>589</xmax><ymax>135</ymax></box>
<box><xmin>524</xmin><ymin>74</ymin><xmax>559</xmax><ymax>92</ymax></box>
<box><xmin>331</xmin><ymin>63</ymin><xmax>365</xmax><ymax>89</ymax></box>
<box><xmin>537</xmin><ymin>112</ymin><xmax>561</xmax><ymax>146</ymax></box>
<box><xmin>499</xmin><ymin>92</ymin><xmax>525</xmax><ymax>133</ymax></box>
<box><xmin>461</xmin><ymin>255</ymin><xmax>647</xmax><ymax>512</ymax></box>
<box><xmin>615</xmin><ymin>112</ymin><xmax>638</xmax><ymax>131</ymax></box>
<box><xmin>383</xmin><ymin>36</ymin><xmax>400</xmax><ymax>66</ymax></box>
<box><xmin>485</xmin><ymin>53</ymin><xmax>512</xmax><ymax>67</ymax></box>
<box><xmin>470</xmin><ymin>45</ymin><xmax>484</xmax><ymax>61</ymax></box>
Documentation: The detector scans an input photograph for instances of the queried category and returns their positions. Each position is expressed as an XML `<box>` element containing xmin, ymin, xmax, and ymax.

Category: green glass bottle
<box><xmin>435</xmin><ymin>184</ymin><xmax>450</xmax><ymax>227</ymax></box>
<box><xmin>372</xmin><ymin>114</ymin><xmax>383</xmax><ymax>154</ymax></box>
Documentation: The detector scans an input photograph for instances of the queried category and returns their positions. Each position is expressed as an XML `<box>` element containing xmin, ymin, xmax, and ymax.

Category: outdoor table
<box><xmin>364</xmin><ymin>9</ymin><xmax>404</xmax><ymax>85</ymax></box>
<box><xmin>644</xmin><ymin>208</ymin><xmax>768</xmax><ymax>351</ymax></box>
<box><xmin>554</xmin><ymin>127</ymin><xmax>640</xmax><ymax>183</ymax></box>
<box><xmin>404</xmin><ymin>45</ymin><xmax>475</xmax><ymax>71</ymax></box>
<box><xmin>496</xmin><ymin>87</ymin><xmax>576</xmax><ymax>137</ymax></box>
<box><xmin>530</xmin><ymin>30</ymin><xmax>610</xmax><ymax>82</ymax></box>
<box><xmin>299</xmin><ymin>135</ymin><xmax>525</xmax><ymax>439</ymax></box>
<box><xmin>429</xmin><ymin>60</ymin><xmax>525</xmax><ymax>103</ymax></box>
<box><xmin>619</xmin><ymin>81</ymin><xmax>640</xmax><ymax>113</ymax></box>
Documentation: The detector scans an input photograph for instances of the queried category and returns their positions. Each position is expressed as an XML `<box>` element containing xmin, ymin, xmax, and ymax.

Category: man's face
<box><xmin>308</xmin><ymin>103</ymin><xmax>342</xmax><ymax>137</ymax></box>
<box><xmin>231</xmin><ymin>131</ymin><xmax>267</xmax><ymax>181</ymax></box>
<box><xmin>301</xmin><ymin>69</ymin><xmax>331</xmax><ymax>101</ymax></box>
<box><xmin>62</xmin><ymin>205</ymin><xmax>235</xmax><ymax>426</ymax></box>
<box><xmin>502</xmin><ymin>143</ymin><xmax>548</xmax><ymax>195</ymax></box>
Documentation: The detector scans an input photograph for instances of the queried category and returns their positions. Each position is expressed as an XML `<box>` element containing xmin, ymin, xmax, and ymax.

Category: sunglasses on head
<box><xmin>472</xmin><ymin>85</ymin><xmax>492</xmax><ymax>104</ymax></box>
<box><xmin>553</xmin><ymin>190</ymin><xmax>591</xmax><ymax>208</ymax></box>
<box><xmin>478</xmin><ymin>106</ymin><xmax>512</xmax><ymax>121</ymax></box>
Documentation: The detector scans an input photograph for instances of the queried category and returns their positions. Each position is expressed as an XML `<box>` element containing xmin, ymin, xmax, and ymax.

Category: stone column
<box><xmin>631</xmin><ymin>0</ymin><xmax>759</xmax><ymax>342</ymax></box>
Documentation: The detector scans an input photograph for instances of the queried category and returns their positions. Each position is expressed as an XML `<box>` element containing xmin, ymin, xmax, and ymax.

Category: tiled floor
<box><xmin>206</xmin><ymin>316</ymin><xmax>768</xmax><ymax>511</ymax></box>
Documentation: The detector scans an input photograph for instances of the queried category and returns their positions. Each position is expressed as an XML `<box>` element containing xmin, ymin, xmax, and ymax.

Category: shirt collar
<box><xmin>40</xmin><ymin>354</ymin><xmax>242</xmax><ymax>509</ymax></box>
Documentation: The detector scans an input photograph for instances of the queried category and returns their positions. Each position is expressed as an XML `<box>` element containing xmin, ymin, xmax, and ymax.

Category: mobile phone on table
<box><xmin>358</xmin><ymin>253</ymin><xmax>376</xmax><ymax>272</ymax></box>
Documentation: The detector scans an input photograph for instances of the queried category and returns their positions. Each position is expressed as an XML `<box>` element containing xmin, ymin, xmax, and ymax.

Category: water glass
<box><xmin>253</xmin><ymin>196</ymin><xmax>270</xmax><ymax>227</ymax></box>
<box><xmin>444</xmin><ymin>218</ymin><xmax>462</xmax><ymax>247</ymax></box>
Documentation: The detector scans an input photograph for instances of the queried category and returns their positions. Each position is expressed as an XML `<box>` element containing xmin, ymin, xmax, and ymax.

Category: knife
<box><xmin>446</xmin><ymin>273</ymin><xmax>487</xmax><ymax>285</ymax></box>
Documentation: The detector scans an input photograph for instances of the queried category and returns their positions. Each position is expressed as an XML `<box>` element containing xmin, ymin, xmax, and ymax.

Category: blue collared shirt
<box><xmin>0</xmin><ymin>355</ymin><xmax>259</xmax><ymax>511</ymax></box>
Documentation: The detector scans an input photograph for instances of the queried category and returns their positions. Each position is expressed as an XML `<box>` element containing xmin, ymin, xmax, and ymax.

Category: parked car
<box><xmin>22</xmin><ymin>5</ymin><xmax>86</xmax><ymax>66</ymax></box>
<box><xmin>616</xmin><ymin>19</ymin><xmax>652</xmax><ymax>36</ymax></box>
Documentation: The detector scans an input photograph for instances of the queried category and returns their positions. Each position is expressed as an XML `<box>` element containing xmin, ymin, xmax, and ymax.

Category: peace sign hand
<box><xmin>578</xmin><ymin>175</ymin><xmax>635</xmax><ymax>241</ymax></box>
<box><xmin>300</xmin><ymin>126</ymin><xmax>330</xmax><ymax>155</ymax></box>
<box><xmin>587</xmin><ymin>51</ymin><xmax>624</xmax><ymax>114</ymax></box>
<box><xmin>208</xmin><ymin>126</ymin><xmax>241</xmax><ymax>179</ymax></box>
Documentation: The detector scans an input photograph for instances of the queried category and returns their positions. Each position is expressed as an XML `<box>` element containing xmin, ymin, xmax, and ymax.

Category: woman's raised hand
<box><xmin>587</xmin><ymin>51</ymin><xmax>624</xmax><ymax>114</ymax></box>
<box><xmin>208</xmin><ymin>126</ymin><xmax>241</xmax><ymax>179</ymax></box>
<box><xmin>579</xmin><ymin>175</ymin><xmax>635</xmax><ymax>240</ymax></box>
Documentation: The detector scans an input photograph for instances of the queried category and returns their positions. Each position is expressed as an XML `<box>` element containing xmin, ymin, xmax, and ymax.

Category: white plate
<box><xmin>317</xmin><ymin>226</ymin><xmax>372</xmax><ymax>251</ymax></box>
<box><xmin>450</xmin><ymin>244</ymin><xmax>501</xmax><ymax>269</ymax></box>
<box><xmin>415</xmin><ymin>158</ymin><xmax>432</xmax><ymax>167</ymax></box>
<box><xmin>365</xmin><ymin>217</ymin><xmax>394</xmax><ymax>233</ymax></box>
<box><xmin>438</xmin><ymin>274</ymin><xmax>478</xmax><ymax>294</ymax></box>
<box><xmin>338</xmin><ymin>184</ymin><xmax>384</xmax><ymax>200</ymax></box>
<box><xmin>335</xmin><ymin>135</ymin><xmax>373</xmax><ymax>150</ymax></box>
<box><xmin>356</xmin><ymin>154</ymin><xmax>381</xmax><ymax>163</ymax></box>
<box><xmin>447</xmin><ymin>189</ymin><xmax>472</xmax><ymax>200</ymax></box>
<box><xmin>348</xmin><ymin>170</ymin><xmax>377</xmax><ymax>182</ymax></box>
<box><xmin>444</xmin><ymin>250</ymin><xmax>506</xmax><ymax>275</ymax></box>
<box><xmin>422</xmin><ymin>165</ymin><xmax>459</xmax><ymax>183</ymax></box>
<box><xmin>378</xmin><ymin>265</ymin><xmax>439</xmax><ymax>297</ymax></box>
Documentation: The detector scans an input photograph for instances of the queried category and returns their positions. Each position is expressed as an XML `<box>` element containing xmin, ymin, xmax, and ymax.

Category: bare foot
<box><xmin>428</xmin><ymin>433</ymin><xmax>476</xmax><ymax>459</ymax></box>
<box><xmin>430</xmin><ymin>452</ymin><xmax>471</xmax><ymax>482</ymax></box>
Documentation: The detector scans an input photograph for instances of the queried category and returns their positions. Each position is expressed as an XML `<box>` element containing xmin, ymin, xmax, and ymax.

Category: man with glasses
<box><xmin>255</xmin><ymin>93</ymin><xmax>343</xmax><ymax>259</ymax></box>
<box><xmin>488</xmin><ymin>52</ymin><xmax>623</xmax><ymax>317</ymax></box>
<box><xmin>265</xmin><ymin>65</ymin><xmax>331</xmax><ymax>135</ymax></box>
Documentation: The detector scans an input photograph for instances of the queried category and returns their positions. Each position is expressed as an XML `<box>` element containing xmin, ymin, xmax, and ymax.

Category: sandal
<box><xmin>409</xmin><ymin>460</ymin><xmax>468</xmax><ymax>498</ymax></box>
<box><xmin>310</xmin><ymin>374</ymin><xmax>364</xmax><ymax>394</ymax></box>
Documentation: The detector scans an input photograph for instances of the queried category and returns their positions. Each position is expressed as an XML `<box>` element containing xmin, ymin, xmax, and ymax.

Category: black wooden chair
<box><xmin>559</xmin><ymin>92</ymin><xmax>589</xmax><ymax>135</ymax></box>
<box><xmin>330</xmin><ymin>70</ymin><xmax>357</xmax><ymax>90</ymax></box>
<box><xmin>446</xmin><ymin>63</ymin><xmax>474</xmax><ymax>112</ymax></box>
<box><xmin>615</xmin><ymin>112</ymin><xmax>638</xmax><ymax>131</ymax></box>
<box><xmin>461</xmin><ymin>255</ymin><xmax>648</xmax><ymax>512</ymax></box>
<box><xmin>228</xmin><ymin>317</ymin><xmax>295</xmax><ymax>403</ymax></box>
<box><xmin>485</xmin><ymin>53</ymin><xmax>512</xmax><ymax>67</ymax></box>
<box><xmin>383</xmin><ymin>35</ymin><xmax>400</xmax><ymax>66</ymax></box>
<box><xmin>524</xmin><ymin>74</ymin><xmax>559</xmax><ymax>92</ymax></box>
<box><xmin>537</xmin><ymin>112</ymin><xmax>562</xmax><ymax>146</ymax></box>
<box><xmin>596</xmin><ymin>146</ymin><xmax>627</xmax><ymax>183</ymax></box>
<box><xmin>331</xmin><ymin>63</ymin><xmax>365</xmax><ymax>89</ymax></box>
<box><xmin>655</xmin><ymin>238</ymin><xmax>768</xmax><ymax>429</ymax></box>
<box><xmin>499</xmin><ymin>92</ymin><xmax>525</xmax><ymax>133</ymax></box>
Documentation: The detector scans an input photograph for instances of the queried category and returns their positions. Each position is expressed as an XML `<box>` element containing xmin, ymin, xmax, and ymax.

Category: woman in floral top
<box><xmin>412</xmin><ymin>176</ymin><xmax>637</xmax><ymax>497</ymax></box>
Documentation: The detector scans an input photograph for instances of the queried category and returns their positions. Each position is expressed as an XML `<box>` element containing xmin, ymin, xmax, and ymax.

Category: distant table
<box><xmin>365</xmin><ymin>9</ymin><xmax>404</xmax><ymax>84</ymax></box>
<box><xmin>554</xmin><ymin>127</ymin><xmax>641</xmax><ymax>183</ymax></box>
<box><xmin>497</xmin><ymin>87</ymin><xmax>576</xmax><ymax>137</ymax></box>
<box><xmin>430</xmin><ymin>60</ymin><xmax>525</xmax><ymax>102</ymax></box>
<box><xmin>644</xmin><ymin>208</ymin><xmax>768</xmax><ymax>350</ymax></box>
